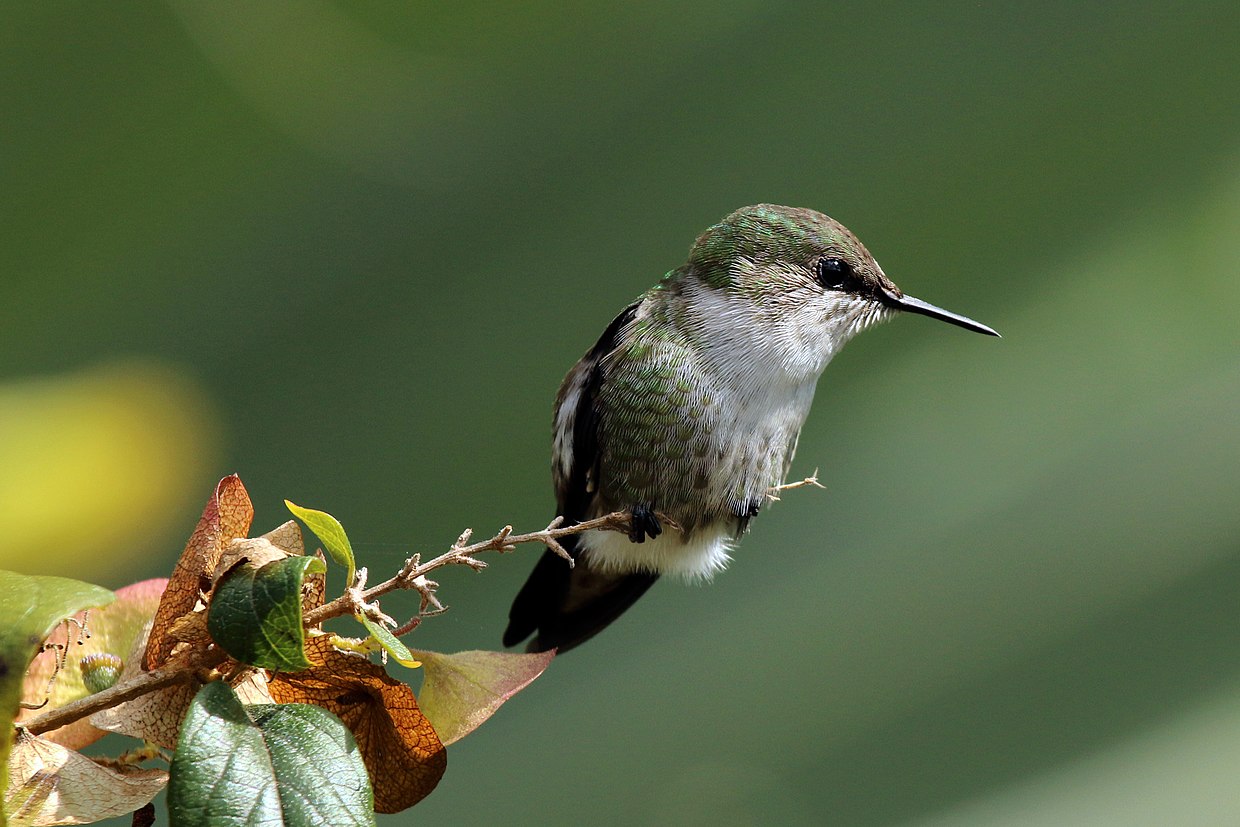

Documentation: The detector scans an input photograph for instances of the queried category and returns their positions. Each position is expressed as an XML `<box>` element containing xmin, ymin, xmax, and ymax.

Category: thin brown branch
<box><xmin>766</xmin><ymin>469</ymin><xmax>825</xmax><ymax>501</ymax></box>
<box><xmin>21</xmin><ymin>486</ymin><xmax>825</xmax><ymax>737</ymax></box>
<box><xmin>21</xmin><ymin>648</ymin><xmax>226</xmax><ymax>737</ymax></box>
<box><xmin>302</xmin><ymin>509</ymin><xmax>642</xmax><ymax>628</ymax></box>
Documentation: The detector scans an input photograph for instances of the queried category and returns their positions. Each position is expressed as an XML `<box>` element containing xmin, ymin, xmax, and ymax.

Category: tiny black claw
<box><xmin>629</xmin><ymin>504</ymin><xmax>662</xmax><ymax>543</ymax></box>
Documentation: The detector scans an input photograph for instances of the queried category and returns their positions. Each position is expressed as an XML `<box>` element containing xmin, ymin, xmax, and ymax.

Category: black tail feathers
<box><xmin>504</xmin><ymin>540</ymin><xmax>658</xmax><ymax>653</ymax></box>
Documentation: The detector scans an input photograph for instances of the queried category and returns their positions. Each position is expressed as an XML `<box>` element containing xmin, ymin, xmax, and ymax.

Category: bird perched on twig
<box><xmin>504</xmin><ymin>204</ymin><xmax>998</xmax><ymax>653</ymax></box>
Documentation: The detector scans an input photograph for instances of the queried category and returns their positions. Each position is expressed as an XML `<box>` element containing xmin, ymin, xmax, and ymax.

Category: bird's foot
<box><xmin>628</xmin><ymin>504</ymin><xmax>662</xmax><ymax>543</ymax></box>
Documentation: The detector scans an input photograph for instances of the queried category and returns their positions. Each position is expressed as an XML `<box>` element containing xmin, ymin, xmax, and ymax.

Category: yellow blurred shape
<box><xmin>0</xmin><ymin>361</ymin><xmax>219</xmax><ymax>579</ymax></box>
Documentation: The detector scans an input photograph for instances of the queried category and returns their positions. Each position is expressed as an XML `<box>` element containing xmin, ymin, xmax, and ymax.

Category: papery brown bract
<box><xmin>268</xmin><ymin>635</ymin><xmax>446</xmax><ymax>813</ymax></box>
<box><xmin>144</xmin><ymin>475</ymin><xmax>253</xmax><ymax>670</ymax></box>
<box><xmin>5</xmin><ymin>729</ymin><xmax>167</xmax><ymax>825</ymax></box>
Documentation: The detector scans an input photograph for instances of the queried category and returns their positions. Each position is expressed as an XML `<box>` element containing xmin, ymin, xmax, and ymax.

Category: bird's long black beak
<box><xmin>881</xmin><ymin>290</ymin><xmax>1000</xmax><ymax>337</ymax></box>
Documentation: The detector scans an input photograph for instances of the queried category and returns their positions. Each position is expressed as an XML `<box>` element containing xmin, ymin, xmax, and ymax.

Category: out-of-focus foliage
<box><xmin>0</xmin><ymin>364</ymin><xmax>217</xmax><ymax>579</ymax></box>
<box><xmin>0</xmin><ymin>572</ymin><xmax>114</xmax><ymax>804</ymax></box>
<box><xmin>5</xmin><ymin>2</ymin><xmax>1240</xmax><ymax>824</ymax></box>
<box><xmin>17</xmin><ymin>579</ymin><xmax>166</xmax><ymax>750</ymax></box>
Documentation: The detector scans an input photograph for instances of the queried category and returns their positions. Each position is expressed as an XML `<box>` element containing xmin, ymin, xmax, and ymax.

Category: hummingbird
<box><xmin>504</xmin><ymin>204</ymin><xmax>998</xmax><ymax>653</ymax></box>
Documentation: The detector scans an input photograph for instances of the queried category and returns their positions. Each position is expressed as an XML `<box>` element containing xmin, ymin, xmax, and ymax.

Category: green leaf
<box><xmin>413</xmin><ymin>648</ymin><xmax>556</xmax><ymax>745</ymax></box>
<box><xmin>208</xmin><ymin>556</ymin><xmax>326</xmax><ymax>671</ymax></box>
<box><xmin>0</xmin><ymin>570</ymin><xmax>114</xmax><ymax>805</ymax></box>
<box><xmin>169</xmin><ymin>681</ymin><xmax>374</xmax><ymax>827</ymax></box>
<box><xmin>355</xmin><ymin>615</ymin><xmax>421</xmax><ymax>669</ymax></box>
<box><xmin>285</xmin><ymin>501</ymin><xmax>356</xmax><ymax>584</ymax></box>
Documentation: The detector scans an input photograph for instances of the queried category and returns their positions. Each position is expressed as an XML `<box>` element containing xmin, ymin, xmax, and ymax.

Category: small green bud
<box><xmin>80</xmin><ymin>653</ymin><xmax>123</xmax><ymax>693</ymax></box>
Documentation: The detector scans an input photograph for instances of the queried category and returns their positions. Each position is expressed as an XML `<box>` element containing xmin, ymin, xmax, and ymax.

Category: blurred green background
<box><xmin>6</xmin><ymin>2</ymin><xmax>1240</xmax><ymax>824</ymax></box>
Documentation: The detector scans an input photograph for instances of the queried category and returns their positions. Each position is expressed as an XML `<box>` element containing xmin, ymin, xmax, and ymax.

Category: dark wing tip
<box><xmin>505</xmin><ymin>546</ymin><xmax>573</xmax><ymax>648</ymax></box>
<box><xmin>505</xmin><ymin>544</ymin><xmax>660</xmax><ymax>654</ymax></box>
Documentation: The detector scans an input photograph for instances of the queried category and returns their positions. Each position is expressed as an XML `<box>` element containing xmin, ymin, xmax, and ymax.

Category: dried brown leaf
<box><xmin>268</xmin><ymin>635</ymin><xmax>446</xmax><ymax>813</ymax></box>
<box><xmin>5</xmin><ymin>729</ymin><xmax>167</xmax><ymax>826</ymax></box>
<box><xmin>88</xmin><ymin>623</ymin><xmax>198</xmax><ymax>750</ymax></box>
<box><xmin>230</xmin><ymin>669</ymin><xmax>273</xmax><ymax>705</ymax></box>
<box><xmin>162</xmin><ymin>609</ymin><xmax>213</xmax><ymax>650</ymax></box>
<box><xmin>259</xmin><ymin>520</ymin><xmax>305</xmax><ymax>557</ymax></box>
<box><xmin>214</xmin><ymin>520</ymin><xmax>304</xmax><ymax>587</ymax></box>
<box><xmin>214</xmin><ymin>537</ymin><xmax>292</xmax><ymax>584</ymax></box>
<box><xmin>144</xmin><ymin>475</ymin><xmax>253</xmax><ymax>670</ymax></box>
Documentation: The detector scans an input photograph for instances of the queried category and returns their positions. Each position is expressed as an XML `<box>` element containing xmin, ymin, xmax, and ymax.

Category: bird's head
<box><xmin>683</xmin><ymin>204</ymin><xmax>999</xmax><ymax>344</ymax></box>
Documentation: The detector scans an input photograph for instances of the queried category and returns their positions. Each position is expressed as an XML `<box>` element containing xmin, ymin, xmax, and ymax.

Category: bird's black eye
<box><xmin>816</xmin><ymin>257</ymin><xmax>853</xmax><ymax>290</ymax></box>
